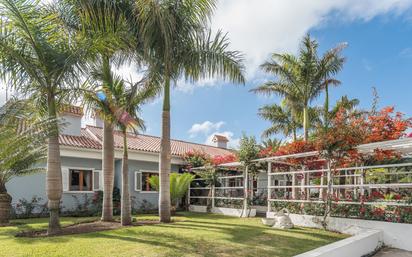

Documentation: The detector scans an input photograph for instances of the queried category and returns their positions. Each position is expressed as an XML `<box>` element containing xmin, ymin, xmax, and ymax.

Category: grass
<box><xmin>0</xmin><ymin>212</ymin><xmax>347</xmax><ymax>257</ymax></box>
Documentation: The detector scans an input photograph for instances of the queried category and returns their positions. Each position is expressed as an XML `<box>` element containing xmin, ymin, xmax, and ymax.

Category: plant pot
<box><xmin>0</xmin><ymin>193</ymin><xmax>12</xmax><ymax>224</ymax></box>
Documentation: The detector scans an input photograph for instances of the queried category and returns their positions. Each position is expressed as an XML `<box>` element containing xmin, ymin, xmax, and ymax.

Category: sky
<box><xmin>2</xmin><ymin>0</ymin><xmax>412</xmax><ymax>149</ymax></box>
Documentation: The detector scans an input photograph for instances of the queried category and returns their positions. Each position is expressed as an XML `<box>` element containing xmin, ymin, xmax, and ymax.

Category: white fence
<box><xmin>189</xmin><ymin>174</ymin><xmax>246</xmax><ymax>209</ymax></box>
<box><xmin>266</xmin><ymin>162</ymin><xmax>412</xmax><ymax>218</ymax></box>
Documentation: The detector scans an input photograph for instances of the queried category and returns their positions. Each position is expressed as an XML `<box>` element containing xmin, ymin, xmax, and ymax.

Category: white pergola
<box><xmin>189</xmin><ymin>162</ymin><xmax>249</xmax><ymax>213</ymax></box>
<box><xmin>255</xmin><ymin>138</ymin><xmax>412</xmax><ymax>212</ymax></box>
<box><xmin>188</xmin><ymin>138</ymin><xmax>412</xmax><ymax>214</ymax></box>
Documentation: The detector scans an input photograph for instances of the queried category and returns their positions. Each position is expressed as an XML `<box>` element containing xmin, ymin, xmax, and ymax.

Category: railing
<box><xmin>267</xmin><ymin>162</ymin><xmax>412</xmax><ymax>210</ymax></box>
<box><xmin>189</xmin><ymin>175</ymin><xmax>245</xmax><ymax>208</ymax></box>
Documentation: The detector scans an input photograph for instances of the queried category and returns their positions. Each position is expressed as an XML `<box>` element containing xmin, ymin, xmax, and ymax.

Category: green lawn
<box><xmin>0</xmin><ymin>212</ymin><xmax>347</xmax><ymax>257</ymax></box>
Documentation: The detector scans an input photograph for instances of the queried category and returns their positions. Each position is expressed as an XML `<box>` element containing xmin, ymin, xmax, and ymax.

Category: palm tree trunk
<box><xmin>0</xmin><ymin>184</ymin><xmax>11</xmax><ymax>224</ymax></box>
<box><xmin>292</xmin><ymin>129</ymin><xmax>297</xmax><ymax>142</ymax></box>
<box><xmin>324</xmin><ymin>84</ymin><xmax>329</xmax><ymax>130</ymax></box>
<box><xmin>46</xmin><ymin>94</ymin><xmax>62</xmax><ymax>235</ymax></box>
<box><xmin>101</xmin><ymin>121</ymin><xmax>114</xmax><ymax>221</ymax></box>
<box><xmin>303</xmin><ymin>106</ymin><xmax>309</xmax><ymax>141</ymax></box>
<box><xmin>121</xmin><ymin>130</ymin><xmax>132</xmax><ymax>226</ymax></box>
<box><xmin>159</xmin><ymin>78</ymin><xmax>171</xmax><ymax>223</ymax></box>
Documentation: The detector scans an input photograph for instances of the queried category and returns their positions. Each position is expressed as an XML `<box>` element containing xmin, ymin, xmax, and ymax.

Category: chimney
<box><xmin>212</xmin><ymin>134</ymin><xmax>229</xmax><ymax>149</ymax></box>
<box><xmin>60</xmin><ymin>105</ymin><xmax>83</xmax><ymax>136</ymax></box>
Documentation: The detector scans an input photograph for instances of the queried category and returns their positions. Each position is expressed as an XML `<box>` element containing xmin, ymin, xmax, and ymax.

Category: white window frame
<box><xmin>63</xmin><ymin>166</ymin><xmax>97</xmax><ymax>193</ymax></box>
<box><xmin>135</xmin><ymin>170</ymin><xmax>159</xmax><ymax>193</ymax></box>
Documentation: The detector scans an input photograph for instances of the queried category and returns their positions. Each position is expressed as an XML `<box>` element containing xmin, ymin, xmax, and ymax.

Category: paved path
<box><xmin>374</xmin><ymin>248</ymin><xmax>412</xmax><ymax>257</ymax></box>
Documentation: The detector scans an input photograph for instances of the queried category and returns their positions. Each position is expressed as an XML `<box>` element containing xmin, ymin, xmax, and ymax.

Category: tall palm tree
<box><xmin>331</xmin><ymin>95</ymin><xmax>360</xmax><ymax>117</ymax></box>
<box><xmin>319</xmin><ymin>43</ymin><xmax>346</xmax><ymax>130</ymax></box>
<box><xmin>260</xmin><ymin>138</ymin><xmax>283</xmax><ymax>152</ymax></box>
<box><xmin>59</xmin><ymin>0</ymin><xmax>137</xmax><ymax>222</ymax></box>
<box><xmin>87</xmin><ymin>71</ymin><xmax>157</xmax><ymax>225</ymax></box>
<box><xmin>0</xmin><ymin>99</ymin><xmax>55</xmax><ymax>224</ymax></box>
<box><xmin>258</xmin><ymin>102</ymin><xmax>301</xmax><ymax>141</ymax></box>
<box><xmin>136</xmin><ymin>0</ymin><xmax>245</xmax><ymax>222</ymax></box>
<box><xmin>252</xmin><ymin>34</ymin><xmax>345</xmax><ymax>141</ymax></box>
<box><xmin>0</xmin><ymin>0</ymin><xmax>84</xmax><ymax>234</ymax></box>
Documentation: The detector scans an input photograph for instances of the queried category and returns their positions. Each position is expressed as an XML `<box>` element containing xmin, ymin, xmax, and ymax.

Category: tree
<box><xmin>258</xmin><ymin>102</ymin><xmax>301</xmax><ymax>141</ymax></box>
<box><xmin>111</xmin><ymin>77</ymin><xmax>157</xmax><ymax>225</ymax></box>
<box><xmin>60</xmin><ymin>0</ymin><xmax>137</xmax><ymax>222</ymax></box>
<box><xmin>148</xmin><ymin>173</ymin><xmax>195</xmax><ymax>213</ymax></box>
<box><xmin>252</xmin><ymin>34</ymin><xmax>345</xmax><ymax>140</ymax></box>
<box><xmin>0</xmin><ymin>0</ymin><xmax>84</xmax><ymax>234</ymax></box>
<box><xmin>136</xmin><ymin>0</ymin><xmax>245</xmax><ymax>222</ymax></box>
<box><xmin>0</xmin><ymin>100</ymin><xmax>54</xmax><ymax>224</ymax></box>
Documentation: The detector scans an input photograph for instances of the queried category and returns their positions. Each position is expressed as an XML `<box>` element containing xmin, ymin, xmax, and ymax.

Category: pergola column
<box><xmin>243</xmin><ymin>166</ymin><xmax>249</xmax><ymax>216</ymax></box>
<box><xmin>267</xmin><ymin>162</ymin><xmax>272</xmax><ymax>213</ymax></box>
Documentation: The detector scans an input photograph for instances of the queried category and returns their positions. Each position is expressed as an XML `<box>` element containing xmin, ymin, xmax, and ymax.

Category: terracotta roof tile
<box><xmin>84</xmin><ymin>125</ymin><xmax>234</xmax><ymax>157</ymax></box>
<box><xmin>59</xmin><ymin>130</ymin><xmax>101</xmax><ymax>149</ymax></box>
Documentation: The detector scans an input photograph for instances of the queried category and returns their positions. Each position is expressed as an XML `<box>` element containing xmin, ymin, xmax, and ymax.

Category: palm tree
<box><xmin>0</xmin><ymin>100</ymin><xmax>55</xmax><ymax>224</ymax></box>
<box><xmin>0</xmin><ymin>0</ymin><xmax>84</xmax><ymax>234</ymax></box>
<box><xmin>113</xmin><ymin>78</ymin><xmax>157</xmax><ymax>225</ymax></box>
<box><xmin>136</xmin><ymin>0</ymin><xmax>245</xmax><ymax>222</ymax></box>
<box><xmin>260</xmin><ymin>138</ymin><xmax>283</xmax><ymax>152</ymax></box>
<box><xmin>258</xmin><ymin>102</ymin><xmax>301</xmax><ymax>141</ymax></box>
<box><xmin>331</xmin><ymin>95</ymin><xmax>360</xmax><ymax>117</ymax></box>
<box><xmin>60</xmin><ymin>0</ymin><xmax>137</xmax><ymax>222</ymax></box>
<box><xmin>319</xmin><ymin>43</ymin><xmax>346</xmax><ymax>130</ymax></box>
<box><xmin>148</xmin><ymin>173</ymin><xmax>195</xmax><ymax>213</ymax></box>
<box><xmin>252</xmin><ymin>34</ymin><xmax>345</xmax><ymax>141</ymax></box>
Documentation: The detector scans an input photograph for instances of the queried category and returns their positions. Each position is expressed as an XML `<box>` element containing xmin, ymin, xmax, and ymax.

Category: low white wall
<box><xmin>189</xmin><ymin>205</ymin><xmax>207</xmax><ymax>213</ymax></box>
<box><xmin>212</xmin><ymin>207</ymin><xmax>256</xmax><ymax>217</ymax></box>
<box><xmin>294</xmin><ymin>229</ymin><xmax>382</xmax><ymax>257</ymax></box>
<box><xmin>268</xmin><ymin>212</ymin><xmax>412</xmax><ymax>251</ymax></box>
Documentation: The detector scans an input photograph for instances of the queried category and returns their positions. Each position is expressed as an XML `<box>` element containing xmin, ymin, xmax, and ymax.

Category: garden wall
<box><xmin>267</xmin><ymin>212</ymin><xmax>412</xmax><ymax>251</ymax></box>
<box><xmin>294</xmin><ymin>229</ymin><xmax>382</xmax><ymax>257</ymax></box>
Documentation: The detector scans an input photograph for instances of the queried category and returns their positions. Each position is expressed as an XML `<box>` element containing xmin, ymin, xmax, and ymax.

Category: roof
<box><xmin>213</xmin><ymin>134</ymin><xmax>229</xmax><ymax>142</ymax></box>
<box><xmin>60</xmin><ymin>105</ymin><xmax>83</xmax><ymax>117</ymax></box>
<box><xmin>59</xmin><ymin>125</ymin><xmax>234</xmax><ymax>157</ymax></box>
<box><xmin>59</xmin><ymin>130</ymin><xmax>101</xmax><ymax>150</ymax></box>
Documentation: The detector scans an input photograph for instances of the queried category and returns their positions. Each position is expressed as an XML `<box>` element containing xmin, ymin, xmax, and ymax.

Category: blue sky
<box><xmin>1</xmin><ymin>0</ymin><xmax>412</xmax><ymax>148</ymax></box>
<box><xmin>136</xmin><ymin>1</ymin><xmax>412</xmax><ymax>148</ymax></box>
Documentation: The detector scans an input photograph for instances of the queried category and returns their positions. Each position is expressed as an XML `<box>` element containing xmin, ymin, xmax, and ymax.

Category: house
<box><xmin>6</xmin><ymin>106</ymin><xmax>234</xmax><ymax>213</ymax></box>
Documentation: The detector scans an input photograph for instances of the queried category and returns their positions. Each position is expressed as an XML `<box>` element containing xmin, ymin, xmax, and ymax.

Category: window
<box><xmin>69</xmin><ymin>169</ymin><xmax>93</xmax><ymax>191</ymax></box>
<box><xmin>228</xmin><ymin>177</ymin><xmax>243</xmax><ymax>187</ymax></box>
<box><xmin>135</xmin><ymin>171</ymin><xmax>158</xmax><ymax>192</ymax></box>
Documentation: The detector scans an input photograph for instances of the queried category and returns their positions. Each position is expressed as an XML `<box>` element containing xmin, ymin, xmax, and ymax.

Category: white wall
<box><xmin>61</xmin><ymin>115</ymin><xmax>82</xmax><ymax>136</ymax></box>
<box><xmin>268</xmin><ymin>212</ymin><xmax>412</xmax><ymax>251</ymax></box>
<box><xmin>294</xmin><ymin>229</ymin><xmax>382</xmax><ymax>257</ymax></box>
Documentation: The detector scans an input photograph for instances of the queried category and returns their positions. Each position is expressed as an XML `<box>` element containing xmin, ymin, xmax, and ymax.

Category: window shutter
<box><xmin>135</xmin><ymin>171</ymin><xmax>141</xmax><ymax>191</ymax></box>
<box><xmin>62</xmin><ymin>167</ymin><xmax>69</xmax><ymax>192</ymax></box>
<box><xmin>93</xmin><ymin>170</ymin><xmax>102</xmax><ymax>191</ymax></box>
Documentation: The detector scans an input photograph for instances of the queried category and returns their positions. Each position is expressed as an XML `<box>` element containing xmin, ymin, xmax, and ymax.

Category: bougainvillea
<box><xmin>211</xmin><ymin>154</ymin><xmax>238</xmax><ymax>166</ymax></box>
<box><xmin>365</xmin><ymin>106</ymin><xmax>412</xmax><ymax>143</ymax></box>
<box><xmin>183</xmin><ymin>150</ymin><xmax>211</xmax><ymax>169</ymax></box>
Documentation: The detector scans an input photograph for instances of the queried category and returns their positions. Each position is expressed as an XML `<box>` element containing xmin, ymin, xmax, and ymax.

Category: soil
<box><xmin>15</xmin><ymin>220</ymin><xmax>161</xmax><ymax>238</ymax></box>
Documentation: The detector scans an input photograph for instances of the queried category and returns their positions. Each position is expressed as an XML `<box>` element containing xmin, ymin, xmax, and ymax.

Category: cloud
<box><xmin>399</xmin><ymin>47</ymin><xmax>412</xmax><ymax>58</ymax></box>
<box><xmin>205</xmin><ymin>131</ymin><xmax>240</xmax><ymax>149</ymax></box>
<box><xmin>188</xmin><ymin>121</ymin><xmax>225</xmax><ymax>138</ymax></box>
<box><xmin>211</xmin><ymin>0</ymin><xmax>412</xmax><ymax>78</ymax></box>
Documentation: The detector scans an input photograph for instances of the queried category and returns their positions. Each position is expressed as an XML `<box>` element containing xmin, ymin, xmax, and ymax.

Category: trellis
<box><xmin>188</xmin><ymin>163</ymin><xmax>249</xmax><ymax>211</ymax></box>
<box><xmin>260</xmin><ymin>138</ymin><xmax>412</xmax><ymax>212</ymax></box>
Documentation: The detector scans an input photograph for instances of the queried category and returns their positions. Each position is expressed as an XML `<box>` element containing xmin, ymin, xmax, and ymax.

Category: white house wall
<box><xmin>6</xmin><ymin>152</ymin><xmax>183</xmax><ymax>214</ymax></box>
